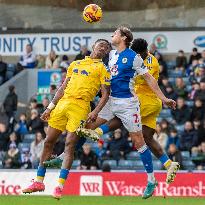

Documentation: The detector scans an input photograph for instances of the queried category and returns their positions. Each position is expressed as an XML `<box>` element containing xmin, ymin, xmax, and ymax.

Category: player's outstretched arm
<box><xmin>143</xmin><ymin>73</ymin><xmax>176</xmax><ymax>110</ymax></box>
<box><xmin>40</xmin><ymin>77</ymin><xmax>70</xmax><ymax>121</ymax></box>
<box><xmin>87</xmin><ymin>84</ymin><xmax>110</xmax><ymax>123</ymax></box>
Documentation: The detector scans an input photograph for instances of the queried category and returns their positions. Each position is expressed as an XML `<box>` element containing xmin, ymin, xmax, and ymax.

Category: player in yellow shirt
<box><xmin>22</xmin><ymin>39</ymin><xmax>111</xmax><ymax>199</ymax></box>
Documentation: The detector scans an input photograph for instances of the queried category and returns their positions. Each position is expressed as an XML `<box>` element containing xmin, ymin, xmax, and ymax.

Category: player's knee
<box><xmin>44</xmin><ymin>137</ymin><xmax>55</xmax><ymax>148</ymax></box>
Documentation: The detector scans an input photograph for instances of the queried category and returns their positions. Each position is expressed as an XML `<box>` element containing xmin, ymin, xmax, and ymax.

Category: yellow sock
<box><xmin>95</xmin><ymin>127</ymin><xmax>103</xmax><ymax>136</ymax></box>
<box><xmin>164</xmin><ymin>159</ymin><xmax>172</xmax><ymax>169</ymax></box>
<box><xmin>36</xmin><ymin>176</ymin><xmax>44</xmax><ymax>182</ymax></box>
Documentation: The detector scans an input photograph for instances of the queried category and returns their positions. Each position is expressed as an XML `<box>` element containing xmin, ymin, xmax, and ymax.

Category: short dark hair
<box><xmin>193</xmin><ymin>47</ymin><xmax>198</xmax><ymax>52</ymax></box>
<box><xmin>118</xmin><ymin>26</ymin><xmax>133</xmax><ymax>47</ymax></box>
<box><xmin>9</xmin><ymin>85</ymin><xmax>15</xmax><ymax>92</ymax></box>
<box><xmin>131</xmin><ymin>38</ymin><xmax>148</xmax><ymax>53</ymax></box>
<box><xmin>94</xmin><ymin>39</ymin><xmax>112</xmax><ymax>49</ymax></box>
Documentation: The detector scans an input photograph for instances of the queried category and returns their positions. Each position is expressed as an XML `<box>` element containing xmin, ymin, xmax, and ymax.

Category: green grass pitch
<box><xmin>0</xmin><ymin>196</ymin><xmax>203</xmax><ymax>205</ymax></box>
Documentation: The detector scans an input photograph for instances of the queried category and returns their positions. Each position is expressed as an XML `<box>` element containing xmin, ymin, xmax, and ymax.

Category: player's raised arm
<box><xmin>143</xmin><ymin>73</ymin><xmax>176</xmax><ymax>110</ymax></box>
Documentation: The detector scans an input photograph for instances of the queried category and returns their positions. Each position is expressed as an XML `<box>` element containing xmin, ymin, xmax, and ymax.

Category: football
<box><xmin>83</xmin><ymin>4</ymin><xmax>102</xmax><ymax>23</ymax></box>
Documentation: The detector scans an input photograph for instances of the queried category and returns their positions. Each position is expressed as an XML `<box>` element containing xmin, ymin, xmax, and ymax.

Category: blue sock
<box><xmin>58</xmin><ymin>169</ymin><xmax>69</xmax><ymax>187</ymax></box>
<box><xmin>138</xmin><ymin>145</ymin><xmax>153</xmax><ymax>173</ymax></box>
<box><xmin>75</xmin><ymin>137</ymin><xmax>86</xmax><ymax>150</ymax></box>
<box><xmin>36</xmin><ymin>166</ymin><xmax>46</xmax><ymax>182</ymax></box>
<box><xmin>159</xmin><ymin>154</ymin><xmax>172</xmax><ymax>169</ymax></box>
<box><xmin>99</xmin><ymin>124</ymin><xmax>110</xmax><ymax>134</ymax></box>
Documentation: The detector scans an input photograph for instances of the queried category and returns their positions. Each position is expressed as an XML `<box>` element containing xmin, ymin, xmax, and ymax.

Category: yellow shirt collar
<box><xmin>85</xmin><ymin>56</ymin><xmax>102</xmax><ymax>63</ymax></box>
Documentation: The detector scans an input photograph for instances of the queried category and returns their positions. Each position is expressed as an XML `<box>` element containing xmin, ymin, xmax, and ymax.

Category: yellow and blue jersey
<box><xmin>135</xmin><ymin>53</ymin><xmax>160</xmax><ymax>96</ymax></box>
<box><xmin>63</xmin><ymin>56</ymin><xmax>110</xmax><ymax>102</ymax></box>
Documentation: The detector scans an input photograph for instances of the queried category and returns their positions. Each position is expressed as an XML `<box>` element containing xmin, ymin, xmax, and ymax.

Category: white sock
<box><xmin>147</xmin><ymin>172</ymin><xmax>155</xmax><ymax>183</ymax></box>
<box><xmin>58</xmin><ymin>152</ymin><xmax>65</xmax><ymax>160</ymax></box>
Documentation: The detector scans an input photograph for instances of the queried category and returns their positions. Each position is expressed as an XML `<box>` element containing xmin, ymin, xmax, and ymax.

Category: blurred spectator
<box><xmin>50</xmin><ymin>85</ymin><xmax>57</xmax><ymax>101</ymax></box>
<box><xmin>149</xmin><ymin>43</ymin><xmax>158</xmax><ymax>56</ymax></box>
<box><xmin>94</xmin><ymin>139</ymin><xmax>106</xmax><ymax>161</ymax></box>
<box><xmin>39</xmin><ymin>97</ymin><xmax>49</xmax><ymax>114</ymax></box>
<box><xmin>159</xmin><ymin>64</ymin><xmax>168</xmax><ymax>79</ymax></box>
<box><xmin>53</xmin><ymin>132</ymin><xmax>65</xmax><ymax>156</ymax></box>
<box><xmin>168</xmin><ymin>144</ymin><xmax>183</xmax><ymax>169</ymax></box>
<box><xmin>202</xmin><ymin>50</ymin><xmax>205</xmax><ymax>63</ymax></box>
<box><xmin>14</xmin><ymin>113</ymin><xmax>28</xmax><ymax>136</ymax></box>
<box><xmin>154</xmin><ymin>51</ymin><xmax>167</xmax><ymax>71</ymax></box>
<box><xmin>180</xmin><ymin>121</ymin><xmax>198</xmax><ymax>151</ymax></box>
<box><xmin>164</xmin><ymin>85</ymin><xmax>177</xmax><ymax>101</ymax></box>
<box><xmin>191</xmin><ymin>142</ymin><xmax>205</xmax><ymax>170</ymax></box>
<box><xmin>21</xmin><ymin>147</ymin><xmax>32</xmax><ymax>169</ymax></box>
<box><xmin>105</xmin><ymin>129</ymin><xmax>131</xmax><ymax>161</ymax></box>
<box><xmin>194</xmin><ymin>78</ymin><xmax>205</xmax><ymax>105</ymax></box>
<box><xmin>153</xmin><ymin>123</ymin><xmax>168</xmax><ymax>150</ymax></box>
<box><xmin>193</xmin><ymin>63</ymin><xmax>205</xmax><ymax>83</ymax></box>
<box><xmin>30</xmin><ymin>132</ymin><xmax>44</xmax><ymax>168</ymax></box>
<box><xmin>0</xmin><ymin>55</ymin><xmax>7</xmax><ymax>85</ymax></box>
<box><xmin>187</xmin><ymin>59</ymin><xmax>199</xmax><ymax>77</ymax></box>
<box><xmin>60</xmin><ymin>55</ymin><xmax>70</xmax><ymax>69</ymax></box>
<box><xmin>0</xmin><ymin>123</ymin><xmax>9</xmax><ymax>151</ymax></box>
<box><xmin>190</xmin><ymin>98</ymin><xmax>204</xmax><ymax>121</ymax></box>
<box><xmin>174</xmin><ymin>78</ymin><xmax>188</xmax><ymax>99</ymax></box>
<box><xmin>18</xmin><ymin>44</ymin><xmax>37</xmax><ymax>69</ymax></box>
<box><xmin>77</xmin><ymin>144</ymin><xmax>99</xmax><ymax>170</ymax></box>
<box><xmin>36</xmin><ymin>55</ymin><xmax>46</xmax><ymax>69</ymax></box>
<box><xmin>27</xmin><ymin>109</ymin><xmax>44</xmax><ymax>134</ymax></box>
<box><xmin>159</xmin><ymin>77</ymin><xmax>171</xmax><ymax>94</ymax></box>
<box><xmin>189</xmin><ymin>82</ymin><xmax>200</xmax><ymax>100</ymax></box>
<box><xmin>198</xmin><ymin>119</ymin><xmax>205</xmax><ymax>145</ymax></box>
<box><xmin>166</xmin><ymin>128</ymin><xmax>180</xmax><ymax>151</ymax></box>
<box><xmin>6</xmin><ymin>132</ymin><xmax>19</xmax><ymax>150</ymax></box>
<box><xmin>189</xmin><ymin>47</ymin><xmax>202</xmax><ymax>65</ymax></box>
<box><xmin>45</xmin><ymin>50</ymin><xmax>60</xmax><ymax>69</ymax></box>
<box><xmin>171</xmin><ymin>97</ymin><xmax>190</xmax><ymax>125</ymax></box>
<box><xmin>175</xmin><ymin>50</ymin><xmax>187</xmax><ymax>71</ymax></box>
<box><xmin>3</xmin><ymin>143</ymin><xmax>21</xmax><ymax>168</ymax></box>
<box><xmin>75</xmin><ymin>45</ymin><xmax>91</xmax><ymax>61</ymax></box>
<box><xmin>3</xmin><ymin>85</ymin><xmax>18</xmax><ymax>120</ymax></box>
<box><xmin>160</xmin><ymin>119</ymin><xmax>171</xmax><ymax>134</ymax></box>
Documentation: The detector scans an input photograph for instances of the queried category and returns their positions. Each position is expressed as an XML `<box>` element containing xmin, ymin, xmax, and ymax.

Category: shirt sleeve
<box><xmin>66</xmin><ymin>62</ymin><xmax>75</xmax><ymax>78</ymax></box>
<box><xmin>100</xmin><ymin>65</ymin><xmax>111</xmax><ymax>86</ymax></box>
<box><xmin>132</xmin><ymin>54</ymin><xmax>148</xmax><ymax>75</ymax></box>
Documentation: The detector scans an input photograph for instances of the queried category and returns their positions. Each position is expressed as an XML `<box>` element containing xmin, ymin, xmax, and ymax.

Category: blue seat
<box><xmin>159</xmin><ymin>109</ymin><xmax>171</xmax><ymax>118</ymax></box>
<box><xmin>182</xmin><ymin>77</ymin><xmax>190</xmax><ymax>85</ymax></box>
<box><xmin>168</xmin><ymin>70</ymin><xmax>183</xmax><ymax>78</ymax></box>
<box><xmin>187</xmin><ymin>85</ymin><xmax>192</xmax><ymax>92</ymax></box>
<box><xmin>23</xmin><ymin>134</ymin><xmax>35</xmax><ymax>143</ymax></box>
<box><xmin>132</xmin><ymin>161</ymin><xmax>144</xmax><ymax>170</ymax></box>
<box><xmin>126</xmin><ymin>151</ymin><xmax>139</xmax><ymax>160</ymax></box>
<box><xmin>185</xmin><ymin>101</ymin><xmax>194</xmax><ymax>107</ymax></box>
<box><xmin>5</xmin><ymin>64</ymin><xmax>16</xmax><ymax>80</ymax></box>
<box><xmin>18</xmin><ymin>142</ymin><xmax>30</xmax><ymax>151</ymax></box>
<box><xmin>102</xmin><ymin>160</ymin><xmax>117</xmax><ymax>169</ymax></box>
<box><xmin>176</xmin><ymin>125</ymin><xmax>184</xmax><ymax>134</ymax></box>
<box><xmin>153</xmin><ymin>161</ymin><xmax>162</xmax><ymax>170</ymax></box>
<box><xmin>167</xmin><ymin>61</ymin><xmax>176</xmax><ymax>69</ymax></box>
<box><xmin>118</xmin><ymin>160</ymin><xmax>133</xmax><ymax>169</ymax></box>
<box><xmin>72</xmin><ymin>160</ymin><xmax>80</xmax><ymax>168</ymax></box>
<box><xmin>183</xmin><ymin>160</ymin><xmax>195</xmax><ymax>171</ymax></box>
<box><xmin>181</xmin><ymin>151</ymin><xmax>190</xmax><ymax>160</ymax></box>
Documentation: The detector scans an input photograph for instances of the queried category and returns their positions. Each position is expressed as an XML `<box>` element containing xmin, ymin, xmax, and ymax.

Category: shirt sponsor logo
<box><xmin>81</xmin><ymin>70</ymin><xmax>89</xmax><ymax>76</ymax></box>
<box><xmin>122</xmin><ymin>58</ymin><xmax>127</xmax><ymax>64</ymax></box>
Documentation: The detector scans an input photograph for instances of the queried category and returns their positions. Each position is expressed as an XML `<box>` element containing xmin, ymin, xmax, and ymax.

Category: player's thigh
<box><xmin>45</xmin><ymin>126</ymin><xmax>62</xmax><ymax>144</ymax></box>
<box><xmin>65</xmin><ymin>132</ymin><xmax>80</xmax><ymax>147</ymax></box>
<box><xmin>115</xmin><ymin>97</ymin><xmax>142</xmax><ymax>132</ymax></box>
<box><xmin>48</xmin><ymin>101</ymin><xmax>68</xmax><ymax>131</ymax></box>
<box><xmin>66</xmin><ymin>103</ymin><xmax>90</xmax><ymax>132</ymax></box>
<box><xmin>98</xmin><ymin>97</ymin><xmax>115</xmax><ymax>121</ymax></box>
<box><xmin>86</xmin><ymin>117</ymin><xmax>108</xmax><ymax>129</ymax></box>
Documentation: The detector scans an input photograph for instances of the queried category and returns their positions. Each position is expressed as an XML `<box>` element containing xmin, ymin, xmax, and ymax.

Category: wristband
<box><xmin>47</xmin><ymin>102</ymin><xmax>55</xmax><ymax>110</ymax></box>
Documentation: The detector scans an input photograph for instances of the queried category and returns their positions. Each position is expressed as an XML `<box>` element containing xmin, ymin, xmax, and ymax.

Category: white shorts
<box><xmin>98</xmin><ymin>96</ymin><xmax>142</xmax><ymax>132</ymax></box>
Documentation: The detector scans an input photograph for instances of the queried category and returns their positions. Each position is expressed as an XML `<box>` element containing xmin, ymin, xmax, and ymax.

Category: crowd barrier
<box><xmin>0</xmin><ymin>170</ymin><xmax>205</xmax><ymax>196</ymax></box>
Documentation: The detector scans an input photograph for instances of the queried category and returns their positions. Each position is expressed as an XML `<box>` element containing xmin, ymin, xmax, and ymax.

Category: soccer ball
<box><xmin>83</xmin><ymin>4</ymin><xmax>102</xmax><ymax>23</ymax></box>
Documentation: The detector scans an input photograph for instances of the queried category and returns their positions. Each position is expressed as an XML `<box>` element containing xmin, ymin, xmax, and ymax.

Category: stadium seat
<box><xmin>182</xmin><ymin>160</ymin><xmax>195</xmax><ymax>171</ymax></box>
<box><xmin>182</xmin><ymin>77</ymin><xmax>190</xmax><ymax>85</ymax></box>
<box><xmin>118</xmin><ymin>160</ymin><xmax>134</xmax><ymax>169</ymax></box>
<box><xmin>132</xmin><ymin>160</ymin><xmax>144</xmax><ymax>170</ymax></box>
<box><xmin>126</xmin><ymin>151</ymin><xmax>139</xmax><ymax>160</ymax></box>
<box><xmin>23</xmin><ymin>134</ymin><xmax>35</xmax><ymax>143</ymax></box>
<box><xmin>5</xmin><ymin>64</ymin><xmax>16</xmax><ymax>80</ymax></box>
<box><xmin>18</xmin><ymin>142</ymin><xmax>30</xmax><ymax>151</ymax></box>
<box><xmin>71</xmin><ymin>160</ymin><xmax>80</xmax><ymax>169</ymax></box>
<box><xmin>167</xmin><ymin>61</ymin><xmax>176</xmax><ymax>70</ymax></box>
<box><xmin>176</xmin><ymin>125</ymin><xmax>184</xmax><ymax>133</ymax></box>
<box><xmin>159</xmin><ymin>109</ymin><xmax>171</xmax><ymax>118</ymax></box>
<box><xmin>168</xmin><ymin>70</ymin><xmax>183</xmax><ymax>78</ymax></box>
<box><xmin>185</xmin><ymin>101</ymin><xmax>194</xmax><ymax>107</ymax></box>
<box><xmin>187</xmin><ymin>85</ymin><xmax>192</xmax><ymax>92</ymax></box>
<box><xmin>153</xmin><ymin>160</ymin><xmax>162</xmax><ymax>170</ymax></box>
<box><xmin>102</xmin><ymin>160</ymin><xmax>117</xmax><ymax>169</ymax></box>
<box><xmin>181</xmin><ymin>151</ymin><xmax>190</xmax><ymax>160</ymax></box>
<box><xmin>168</xmin><ymin>77</ymin><xmax>175</xmax><ymax>84</ymax></box>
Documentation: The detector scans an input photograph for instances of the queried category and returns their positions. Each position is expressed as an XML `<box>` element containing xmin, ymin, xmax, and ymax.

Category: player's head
<box><xmin>131</xmin><ymin>38</ymin><xmax>148</xmax><ymax>60</ymax></box>
<box><xmin>111</xmin><ymin>26</ymin><xmax>133</xmax><ymax>48</ymax></box>
<box><xmin>92</xmin><ymin>39</ymin><xmax>111</xmax><ymax>59</ymax></box>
